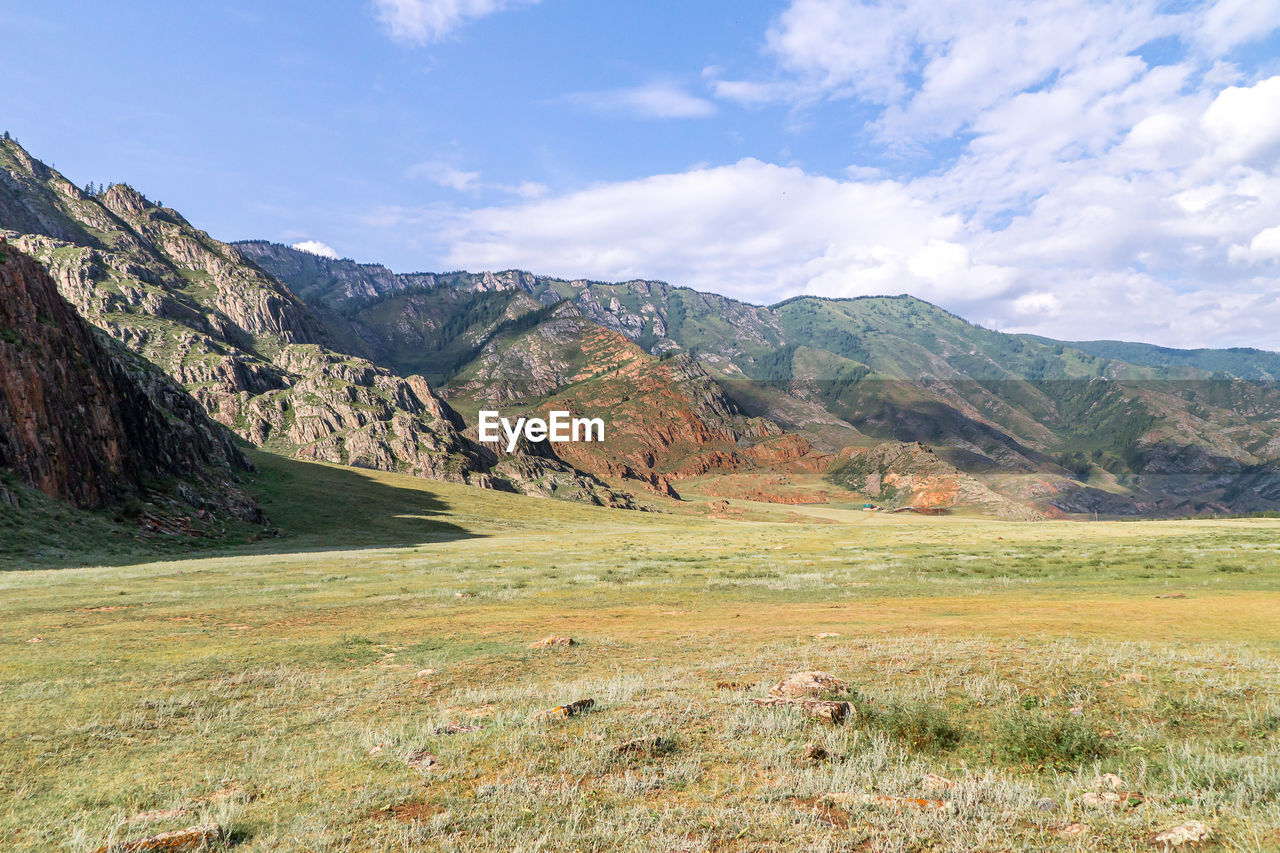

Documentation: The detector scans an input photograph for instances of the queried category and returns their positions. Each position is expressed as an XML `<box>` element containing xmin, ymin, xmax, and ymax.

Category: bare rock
<box><xmin>529</xmin><ymin>635</ymin><xmax>576</xmax><ymax>649</ymax></box>
<box><xmin>1081</xmin><ymin>791</ymin><xmax>1121</xmax><ymax>808</ymax></box>
<box><xmin>752</xmin><ymin>696</ymin><xmax>853</xmax><ymax>724</ymax></box>
<box><xmin>768</xmin><ymin>671</ymin><xmax>848</xmax><ymax>699</ymax></box>
<box><xmin>1152</xmin><ymin>821</ymin><xmax>1213</xmax><ymax>848</ymax></box>
<box><xmin>406</xmin><ymin>750</ymin><xmax>437</xmax><ymax>770</ymax></box>
<box><xmin>91</xmin><ymin>824</ymin><xmax>222</xmax><ymax>852</ymax></box>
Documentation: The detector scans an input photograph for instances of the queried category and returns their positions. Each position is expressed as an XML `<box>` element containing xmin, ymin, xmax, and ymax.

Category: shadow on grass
<box><xmin>1</xmin><ymin>451</ymin><xmax>484</xmax><ymax>571</ymax></box>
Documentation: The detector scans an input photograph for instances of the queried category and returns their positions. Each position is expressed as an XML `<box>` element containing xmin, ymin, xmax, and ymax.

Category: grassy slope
<box><xmin>2</xmin><ymin>452</ymin><xmax>1278</xmax><ymax>851</ymax></box>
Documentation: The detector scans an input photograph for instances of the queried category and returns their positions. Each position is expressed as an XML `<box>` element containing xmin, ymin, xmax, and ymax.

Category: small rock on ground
<box><xmin>406</xmin><ymin>750</ymin><xmax>437</xmax><ymax>770</ymax></box>
<box><xmin>92</xmin><ymin>824</ymin><xmax>223</xmax><ymax>853</ymax></box>
<box><xmin>751</xmin><ymin>696</ymin><xmax>853</xmax><ymax>724</ymax></box>
<box><xmin>1152</xmin><ymin>820</ymin><xmax>1213</xmax><ymax>848</ymax></box>
<box><xmin>769</xmin><ymin>671</ymin><xmax>848</xmax><ymax>699</ymax></box>
<box><xmin>1156</xmin><ymin>592</ymin><xmax>1188</xmax><ymax>599</ymax></box>
<box><xmin>1034</xmin><ymin>797</ymin><xmax>1059</xmax><ymax>812</ymax></box>
<box><xmin>530</xmin><ymin>635</ymin><xmax>576</xmax><ymax>649</ymax></box>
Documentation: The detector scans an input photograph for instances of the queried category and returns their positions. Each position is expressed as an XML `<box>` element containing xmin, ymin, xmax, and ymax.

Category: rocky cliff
<box><xmin>0</xmin><ymin>138</ymin><xmax>625</xmax><ymax>503</ymax></box>
<box><xmin>0</xmin><ymin>241</ymin><xmax>261</xmax><ymax>522</ymax></box>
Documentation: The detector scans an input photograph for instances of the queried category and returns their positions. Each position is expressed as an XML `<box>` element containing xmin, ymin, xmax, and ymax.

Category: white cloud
<box><xmin>372</xmin><ymin>1</ymin><xmax>1280</xmax><ymax>348</ymax></box>
<box><xmin>372</xmin><ymin>0</ymin><xmax>537</xmax><ymax>43</ymax></box>
<box><xmin>1230</xmin><ymin>226</ymin><xmax>1280</xmax><ymax>264</ymax></box>
<box><xmin>407</xmin><ymin>161</ymin><xmax>549</xmax><ymax>198</ymax></box>
<box><xmin>434</xmin><ymin>69</ymin><xmax>1280</xmax><ymax>347</ymax></box>
<box><xmin>291</xmin><ymin>240</ymin><xmax>340</xmax><ymax>259</ymax></box>
<box><xmin>408</xmin><ymin>161</ymin><xmax>482</xmax><ymax>192</ymax></box>
<box><xmin>443</xmin><ymin>159</ymin><xmax>1009</xmax><ymax>306</ymax></box>
<box><xmin>563</xmin><ymin>82</ymin><xmax>716</xmax><ymax>119</ymax></box>
<box><xmin>1201</xmin><ymin>76</ymin><xmax>1280</xmax><ymax>165</ymax></box>
<box><xmin>1195</xmin><ymin>0</ymin><xmax>1280</xmax><ymax>54</ymax></box>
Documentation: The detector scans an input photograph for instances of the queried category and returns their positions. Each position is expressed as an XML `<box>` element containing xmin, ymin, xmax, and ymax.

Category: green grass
<box><xmin>2</xmin><ymin>451</ymin><xmax>1278</xmax><ymax>851</ymax></box>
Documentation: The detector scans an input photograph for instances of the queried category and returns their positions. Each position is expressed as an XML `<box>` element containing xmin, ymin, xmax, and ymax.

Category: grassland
<box><xmin>2</xmin><ymin>452</ymin><xmax>1278</xmax><ymax>851</ymax></box>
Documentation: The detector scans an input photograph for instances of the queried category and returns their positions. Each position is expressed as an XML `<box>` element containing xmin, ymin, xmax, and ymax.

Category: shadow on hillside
<box><xmin>3</xmin><ymin>453</ymin><xmax>485</xmax><ymax>571</ymax></box>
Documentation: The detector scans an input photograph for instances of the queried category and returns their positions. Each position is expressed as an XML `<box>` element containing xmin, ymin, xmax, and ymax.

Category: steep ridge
<box><xmin>443</xmin><ymin>304</ymin><xmax>820</xmax><ymax>496</ymax></box>
<box><xmin>0</xmin><ymin>241</ymin><xmax>261</xmax><ymax>523</ymax></box>
<box><xmin>0</xmin><ymin>138</ymin><xmax>625</xmax><ymax>504</ymax></box>
<box><xmin>245</xmin><ymin>243</ymin><xmax>1280</xmax><ymax>517</ymax></box>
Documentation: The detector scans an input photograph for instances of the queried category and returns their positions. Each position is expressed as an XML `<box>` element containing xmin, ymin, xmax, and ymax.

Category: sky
<box><xmin>3</xmin><ymin>1</ymin><xmax>1280</xmax><ymax>348</ymax></box>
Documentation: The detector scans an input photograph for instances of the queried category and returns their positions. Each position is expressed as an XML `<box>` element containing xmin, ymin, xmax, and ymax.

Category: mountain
<box><xmin>240</xmin><ymin>242</ymin><xmax>1280</xmax><ymax>518</ymax></box>
<box><xmin>0</xmin><ymin>240</ymin><xmax>262</xmax><ymax>527</ymax></box>
<box><xmin>7</xmin><ymin>133</ymin><xmax>1277</xmax><ymax>520</ymax></box>
<box><xmin>0</xmin><ymin>138</ymin><xmax>628</xmax><ymax>507</ymax></box>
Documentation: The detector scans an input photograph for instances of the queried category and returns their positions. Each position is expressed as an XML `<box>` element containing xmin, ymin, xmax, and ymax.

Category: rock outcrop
<box><xmin>827</xmin><ymin>441</ymin><xmax>1045</xmax><ymax>520</ymax></box>
<box><xmin>0</xmin><ymin>138</ymin><xmax>618</xmax><ymax>502</ymax></box>
<box><xmin>0</xmin><ymin>242</ymin><xmax>261</xmax><ymax>521</ymax></box>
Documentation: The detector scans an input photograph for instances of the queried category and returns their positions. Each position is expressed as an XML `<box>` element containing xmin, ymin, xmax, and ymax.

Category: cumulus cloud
<box><xmin>443</xmin><ymin>159</ymin><xmax>1010</xmax><ymax>306</ymax></box>
<box><xmin>1201</xmin><ymin>76</ymin><xmax>1280</xmax><ymax>165</ymax></box>
<box><xmin>292</xmin><ymin>240</ymin><xmax>339</xmax><ymax>259</ymax></box>
<box><xmin>1230</xmin><ymin>226</ymin><xmax>1280</xmax><ymax>264</ymax></box>
<box><xmin>390</xmin><ymin>0</ymin><xmax>1280</xmax><ymax>348</ymax></box>
<box><xmin>438</xmin><ymin>73</ymin><xmax>1280</xmax><ymax>347</ymax></box>
<box><xmin>372</xmin><ymin>0</ymin><xmax>537</xmax><ymax>43</ymax></box>
<box><xmin>562</xmin><ymin>82</ymin><xmax>716</xmax><ymax>119</ymax></box>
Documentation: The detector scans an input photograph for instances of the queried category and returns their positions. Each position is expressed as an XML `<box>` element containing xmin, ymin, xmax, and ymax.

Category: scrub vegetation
<box><xmin>2</xmin><ymin>451</ymin><xmax>1278</xmax><ymax>851</ymax></box>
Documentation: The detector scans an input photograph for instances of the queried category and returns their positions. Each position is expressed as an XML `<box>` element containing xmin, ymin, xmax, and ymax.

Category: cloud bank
<box><xmin>426</xmin><ymin>0</ymin><xmax>1280</xmax><ymax>348</ymax></box>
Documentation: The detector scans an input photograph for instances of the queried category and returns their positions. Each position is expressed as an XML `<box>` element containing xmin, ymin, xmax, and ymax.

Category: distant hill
<box><xmin>240</xmin><ymin>241</ymin><xmax>1280</xmax><ymax>518</ymax></box>
<box><xmin>5</xmin><ymin>133</ymin><xmax>1280</xmax><ymax>521</ymax></box>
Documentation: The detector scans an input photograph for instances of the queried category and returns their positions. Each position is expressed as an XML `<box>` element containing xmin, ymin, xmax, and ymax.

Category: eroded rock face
<box><xmin>828</xmin><ymin>441</ymin><xmax>1045</xmax><ymax>520</ymax></box>
<box><xmin>0</xmin><ymin>139</ymin><xmax>497</xmax><ymax>490</ymax></box>
<box><xmin>0</xmin><ymin>243</ymin><xmax>260</xmax><ymax>521</ymax></box>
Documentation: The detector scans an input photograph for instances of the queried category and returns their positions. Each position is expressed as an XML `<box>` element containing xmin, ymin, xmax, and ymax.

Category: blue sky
<box><xmin>3</xmin><ymin>1</ymin><xmax>1280</xmax><ymax>347</ymax></box>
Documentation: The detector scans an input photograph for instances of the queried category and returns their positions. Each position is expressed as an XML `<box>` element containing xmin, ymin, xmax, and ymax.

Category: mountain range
<box><xmin>5</xmin><ymin>133</ymin><xmax>1280</xmax><ymax>526</ymax></box>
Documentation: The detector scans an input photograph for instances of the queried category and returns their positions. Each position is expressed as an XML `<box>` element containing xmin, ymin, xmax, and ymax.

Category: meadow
<box><xmin>1</xmin><ymin>452</ymin><xmax>1278</xmax><ymax>851</ymax></box>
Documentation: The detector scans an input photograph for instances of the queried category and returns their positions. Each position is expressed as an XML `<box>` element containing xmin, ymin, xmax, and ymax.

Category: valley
<box><xmin>2</xmin><ymin>452</ymin><xmax>1277</xmax><ymax>851</ymax></box>
<box><xmin>2</xmin><ymin>132</ymin><xmax>1279</xmax><ymax>853</ymax></box>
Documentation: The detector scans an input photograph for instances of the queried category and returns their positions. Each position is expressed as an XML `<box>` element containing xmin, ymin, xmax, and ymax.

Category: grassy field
<box><xmin>2</xmin><ymin>452</ymin><xmax>1278</xmax><ymax>851</ymax></box>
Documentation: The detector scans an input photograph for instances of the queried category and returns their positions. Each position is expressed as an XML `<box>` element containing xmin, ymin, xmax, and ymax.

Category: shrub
<box><xmin>872</xmin><ymin>700</ymin><xmax>963</xmax><ymax>752</ymax></box>
<box><xmin>994</xmin><ymin>712</ymin><xmax>1110</xmax><ymax>768</ymax></box>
